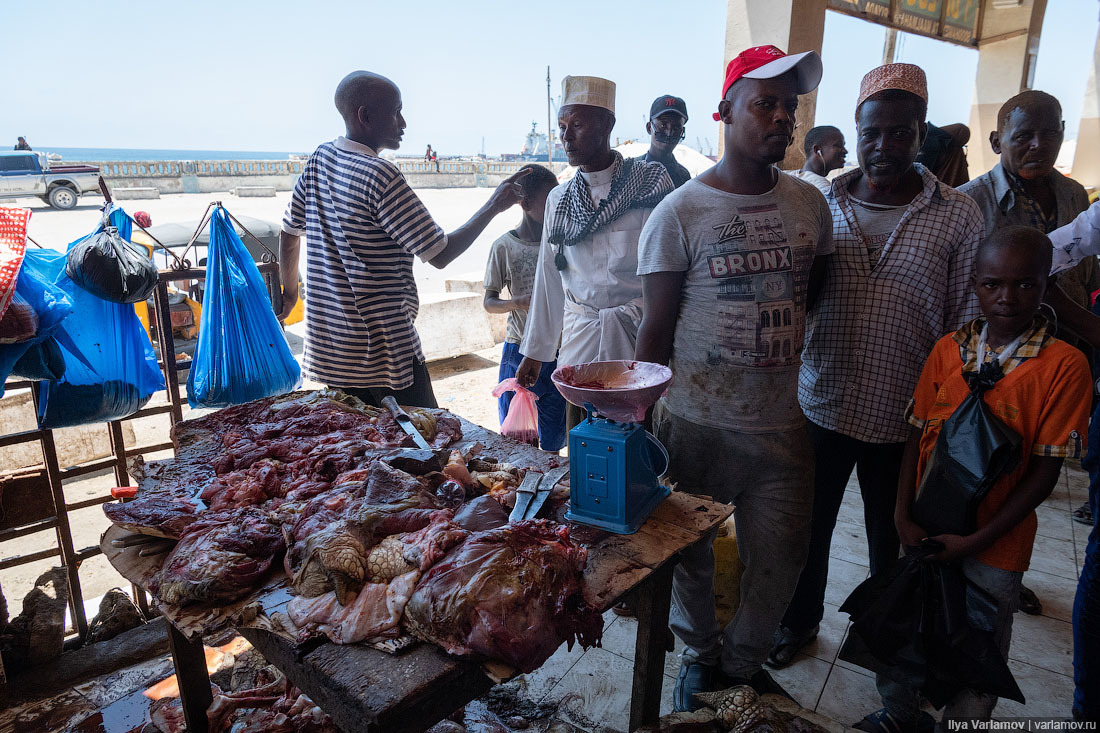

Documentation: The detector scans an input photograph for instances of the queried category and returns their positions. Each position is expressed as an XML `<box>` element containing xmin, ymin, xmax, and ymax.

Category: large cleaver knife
<box><xmin>381</xmin><ymin>396</ymin><xmax>432</xmax><ymax>449</ymax></box>
<box><xmin>510</xmin><ymin>466</ymin><xmax>570</xmax><ymax>522</ymax></box>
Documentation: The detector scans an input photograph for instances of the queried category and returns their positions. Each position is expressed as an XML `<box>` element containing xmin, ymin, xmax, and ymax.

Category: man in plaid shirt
<box><xmin>769</xmin><ymin>63</ymin><xmax>985</xmax><ymax>667</ymax></box>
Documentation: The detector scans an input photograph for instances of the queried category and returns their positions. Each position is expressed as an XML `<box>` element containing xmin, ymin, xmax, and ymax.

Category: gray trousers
<box><xmin>877</xmin><ymin>557</ymin><xmax>1023</xmax><ymax>722</ymax></box>
<box><xmin>654</xmin><ymin>403</ymin><xmax>815</xmax><ymax>678</ymax></box>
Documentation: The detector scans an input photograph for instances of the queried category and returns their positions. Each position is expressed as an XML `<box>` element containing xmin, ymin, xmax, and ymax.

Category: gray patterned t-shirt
<box><xmin>484</xmin><ymin>231</ymin><xmax>540</xmax><ymax>344</ymax></box>
<box><xmin>637</xmin><ymin>174</ymin><xmax>834</xmax><ymax>432</ymax></box>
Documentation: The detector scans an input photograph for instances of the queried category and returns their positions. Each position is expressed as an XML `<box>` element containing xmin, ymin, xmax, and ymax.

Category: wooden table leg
<box><xmin>629</xmin><ymin>560</ymin><xmax>675</xmax><ymax>731</ymax></box>
<box><xmin>166</xmin><ymin>623</ymin><xmax>212</xmax><ymax>733</ymax></box>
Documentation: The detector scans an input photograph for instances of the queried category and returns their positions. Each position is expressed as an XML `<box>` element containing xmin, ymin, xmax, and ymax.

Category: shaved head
<box><xmin>334</xmin><ymin>71</ymin><xmax>405</xmax><ymax>151</ymax></box>
<box><xmin>335</xmin><ymin>71</ymin><xmax>397</xmax><ymax>122</ymax></box>
<box><xmin>976</xmin><ymin>225</ymin><xmax>1053</xmax><ymax>279</ymax></box>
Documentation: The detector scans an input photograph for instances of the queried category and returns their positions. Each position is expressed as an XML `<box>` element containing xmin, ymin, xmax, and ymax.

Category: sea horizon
<box><xmin>37</xmin><ymin>146</ymin><xmax>311</xmax><ymax>162</ymax></box>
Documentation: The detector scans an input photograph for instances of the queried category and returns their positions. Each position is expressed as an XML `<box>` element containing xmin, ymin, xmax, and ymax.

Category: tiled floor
<box><xmin>514</xmin><ymin>463</ymin><xmax>1088</xmax><ymax>730</ymax></box>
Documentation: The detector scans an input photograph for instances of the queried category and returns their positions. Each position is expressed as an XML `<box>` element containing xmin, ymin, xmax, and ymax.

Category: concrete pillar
<box><xmin>1073</xmin><ymin>27</ymin><xmax>1100</xmax><ymax>192</ymax></box>
<box><xmin>966</xmin><ymin>0</ymin><xmax>1047</xmax><ymax>176</ymax></box>
<box><xmin>719</xmin><ymin>0</ymin><xmax>827</xmax><ymax>168</ymax></box>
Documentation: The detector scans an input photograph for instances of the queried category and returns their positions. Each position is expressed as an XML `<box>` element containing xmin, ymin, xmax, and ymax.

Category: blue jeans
<box><xmin>497</xmin><ymin>341</ymin><xmax>566</xmax><ymax>452</ymax></box>
<box><xmin>1075</xmin><ymin>400</ymin><xmax>1100</xmax><ymax>720</ymax></box>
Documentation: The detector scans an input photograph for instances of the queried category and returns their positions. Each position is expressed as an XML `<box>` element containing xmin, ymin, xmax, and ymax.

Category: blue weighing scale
<box><xmin>564</xmin><ymin>403</ymin><xmax>671</xmax><ymax>534</ymax></box>
<box><xmin>552</xmin><ymin>361</ymin><xmax>674</xmax><ymax>535</ymax></box>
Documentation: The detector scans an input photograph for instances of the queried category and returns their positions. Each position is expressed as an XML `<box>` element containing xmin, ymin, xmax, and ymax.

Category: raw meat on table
<box><xmin>403</xmin><ymin>519</ymin><xmax>603</xmax><ymax>673</ymax></box>
<box><xmin>286</xmin><ymin>569</ymin><xmax>420</xmax><ymax>645</ymax></box>
<box><xmin>151</xmin><ymin>507</ymin><xmax>284</xmax><ymax>606</ymax></box>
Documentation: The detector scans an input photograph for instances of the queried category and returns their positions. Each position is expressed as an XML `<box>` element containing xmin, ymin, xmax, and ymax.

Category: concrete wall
<box><xmin>415</xmin><ymin>292</ymin><xmax>496</xmax><ymax>362</ymax></box>
<box><xmin>446</xmin><ymin>273</ymin><xmax>507</xmax><ymax>345</ymax></box>
<box><xmin>966</xmin><ymin>0</ymin><xmax>1048</xmax><ymax>176</ymax></box>
<box><xmin>1074</xmin><ymin>28</ymin><xmax>1100</xmax><ymax>191</ymax></box>
<box><xmin>89</xmin><ymin>158</ymin><xmax>569</xmax><ymax>197</ymax></box>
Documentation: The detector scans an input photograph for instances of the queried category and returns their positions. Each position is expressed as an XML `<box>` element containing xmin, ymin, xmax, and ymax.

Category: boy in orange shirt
<box><xmin>858</xmin><ymin>225</ymin><xmax>1091</xmax><ymax>730</ymax></box>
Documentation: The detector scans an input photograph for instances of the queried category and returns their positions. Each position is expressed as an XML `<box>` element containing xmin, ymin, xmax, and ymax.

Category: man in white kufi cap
<box><xmin>516</xmin><ymin>75</ymin><xmax>674</xmax><ymax>430</ymax></box>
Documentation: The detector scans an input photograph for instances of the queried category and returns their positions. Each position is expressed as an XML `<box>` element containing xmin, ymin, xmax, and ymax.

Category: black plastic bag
<box><xmin>65</xmin><ymin>212</ymin><xmax>157</xmax><ymax>304</ymax></box>
<box><xmin>912</xmin><ymin>363</ymin><xmax>1022</xmax><ymax>537</ymax></box>
<box><xmin>839</xmin><ymin>552</ymin><xmax>1024</xmax><ymax>707</ymax></box>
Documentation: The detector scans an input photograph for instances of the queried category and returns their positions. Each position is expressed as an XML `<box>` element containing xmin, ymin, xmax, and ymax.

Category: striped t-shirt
<box><xmin>282</xmin><ymin>137</ymin><xmax>447</xmax><ymax>389</ymax></box>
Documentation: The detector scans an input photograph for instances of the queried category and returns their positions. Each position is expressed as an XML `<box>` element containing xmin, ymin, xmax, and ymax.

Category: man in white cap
<box><xmin>515</xmin><ymin>75</ymin><xmax>674</xmax><ymax>429</ymax></box>
<box><xmin>773</xmin><ymin>64</ymin><xmax>985</xmax><ymax>705</ymax></box>
<box><xmin>635</xmin><ymin>44</ymin><xmax>831</xmax><ymax>708</ymax></box>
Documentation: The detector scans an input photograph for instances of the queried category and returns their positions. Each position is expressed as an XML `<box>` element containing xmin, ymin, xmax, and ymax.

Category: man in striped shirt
<box><xmin>280</xmin><ymin>71</ymin><xmax>528</xmax><ymax>407</ymax></box>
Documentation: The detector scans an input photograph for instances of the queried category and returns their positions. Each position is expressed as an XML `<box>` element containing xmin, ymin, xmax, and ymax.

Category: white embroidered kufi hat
<box><xmin>561</xmin><ymin>75</ymin><xmax>616</xmax><ymax>115</ymax></box>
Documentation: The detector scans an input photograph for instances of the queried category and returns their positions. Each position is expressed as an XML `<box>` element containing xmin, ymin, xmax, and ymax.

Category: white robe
<box><xmin>519</xmin><ymin>164</ymin><xmax>654</xmax><ymax>367</ymax></box>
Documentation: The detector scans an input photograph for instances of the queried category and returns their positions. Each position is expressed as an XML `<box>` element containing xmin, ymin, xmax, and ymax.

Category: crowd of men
<box><xmin>280</xmin><ymin>50</ymin><xmax>1100</xmax><ymax>726</ymax></box>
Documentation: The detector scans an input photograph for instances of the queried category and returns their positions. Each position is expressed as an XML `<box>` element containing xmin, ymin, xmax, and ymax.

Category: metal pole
<box><xmin>882</xmin><ymin>28</ymin><xmax>899</xmax><ymax>65</ymax></box>
<box><xmin>546</xmin><ymin>66</ymin><xmax>553</xmax><ymax>166</ymax></box>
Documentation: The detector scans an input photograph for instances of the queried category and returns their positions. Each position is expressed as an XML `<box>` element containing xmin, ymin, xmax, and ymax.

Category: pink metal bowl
<box><xmin>551</xmin><ymin>360</ymin><xmax>673</xmax><ymax>423</ymax></box>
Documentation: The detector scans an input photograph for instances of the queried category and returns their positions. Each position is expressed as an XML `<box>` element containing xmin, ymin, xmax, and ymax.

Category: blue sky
<box><xmin>4</xmin><ymin>0</ymin><xmax>1095</xmax><ymax>157</ymax></box>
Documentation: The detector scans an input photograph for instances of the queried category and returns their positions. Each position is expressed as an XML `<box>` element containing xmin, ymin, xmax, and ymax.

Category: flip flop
<box><xmin>1073</xmin><ymin>502</ymin><xmax>1094</xmax><ymax>526</ymax></box>
<box><xmin>766</xmin><ymin>625</ymin><xmax>818</xmax><ymax>669</ymax></box>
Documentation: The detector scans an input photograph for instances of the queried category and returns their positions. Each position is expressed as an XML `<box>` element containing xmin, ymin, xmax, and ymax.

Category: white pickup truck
<box><xmin>0</xmin><ymin>151</ymin><xmax>101</xmax><ymax>209</ymax></box>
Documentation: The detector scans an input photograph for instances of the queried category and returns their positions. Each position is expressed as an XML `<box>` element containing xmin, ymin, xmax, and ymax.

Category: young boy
<box><xmin>484</xmin><ymin>164</ymin><xmax>567</xmax><ymax>451</ymax></box>
<box><xmin>859</xmin><ymin>225</ymin><xmax>1091</xmax><ymax>730</ymax></box>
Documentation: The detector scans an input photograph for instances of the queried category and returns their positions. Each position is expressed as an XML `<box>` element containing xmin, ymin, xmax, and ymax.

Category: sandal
<box><xmin>765</xmin><ymin>625</ymin><xmax>818</xmax><ymax>669</ymax></box>
<box><xmin>1073</xmin><ymin>502</ymin><xmax>1094</xmax><ymax>526</ymax></box>
<box><xmin>852</xmin><ymin>708</ymin><xmax>935</xmax><ymax>733</ymax></box>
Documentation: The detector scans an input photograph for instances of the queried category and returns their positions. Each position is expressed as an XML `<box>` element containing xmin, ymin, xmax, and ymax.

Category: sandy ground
<box><xmin>0</xmin><ymin>187</ymin><xmax>521</xmax><ymax>619</ymax></box>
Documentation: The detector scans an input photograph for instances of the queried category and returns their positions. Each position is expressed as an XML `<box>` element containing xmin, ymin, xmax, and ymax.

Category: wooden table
<box><xmin>102</xmin><ymin>415</ymin><xmax>732</xmax><ymax>733</ymax></box>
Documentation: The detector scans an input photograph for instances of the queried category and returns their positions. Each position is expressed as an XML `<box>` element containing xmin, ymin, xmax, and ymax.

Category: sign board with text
<box><xmin>827</xmin><ymin>0</ymin><xmax>982</xmax><ymax>47</ymax></box>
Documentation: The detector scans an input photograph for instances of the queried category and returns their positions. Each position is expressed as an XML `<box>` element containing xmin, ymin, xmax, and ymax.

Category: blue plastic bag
<box><xmin>0</xmin><ymin>249</ymin><xmax>75</xmax><ymax>395</ymax></box>
<box><xmin>186</xmin><ymin>206</ymin><xmax>300</xmax><ymax>408</ymax></box>
<box><xmin>36</xmin><ymin>205</ymin><xmax>165</xmax><ymax>428</ymax></box>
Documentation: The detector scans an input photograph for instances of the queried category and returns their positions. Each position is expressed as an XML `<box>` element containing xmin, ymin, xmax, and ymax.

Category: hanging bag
<box><xmin>65</xmin><ymin>208</ymin><xmax>158</xmax><ymax>304</ymax></box>
<box><xmin>36</xmin><ymin>206</ymin><xmax>164</xmax><ymax>428</ymax></box>
<box><xmin>912</xmin><ymin>325</ymin><xmax>1025</xmax><ymax>537</ymax></box>
<box><xmin>491</xmin><ymin>377</ymin><xmax>540</xmax><ymax>447</ymax></box>
<box><xmin>186</xmin><ymin>206</ymin><xmax>300</xmax><ymax>407</ymax></box>
<box><xmin>0</xmin><ymin>249</ymin><xmax>74</xmax><ymax>392</ymax></box>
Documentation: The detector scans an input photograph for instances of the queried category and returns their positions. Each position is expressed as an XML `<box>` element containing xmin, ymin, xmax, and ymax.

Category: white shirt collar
<box><xmin>334</xmin><ymin>136</ymin><xmax>378</xmax><ymax>157</ymax></box>
<box><xmin>580</xmin><ymin>160</ymin><xmax>617</xmax><ymax>188</ymax></box>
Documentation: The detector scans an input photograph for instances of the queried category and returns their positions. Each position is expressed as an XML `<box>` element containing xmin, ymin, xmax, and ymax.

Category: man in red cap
<box><xmin>774</xmin><ymin>63</ymin><xmax>985</xmax><ymax>723</ymax></box>
<box><xmin>635</xmin><ymin>44</ymin><xmax>831</xmax><ymax>709</ymax></box>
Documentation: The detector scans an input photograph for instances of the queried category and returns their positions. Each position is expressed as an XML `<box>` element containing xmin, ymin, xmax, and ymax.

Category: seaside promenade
<box><xmin>13</xmin><ymin>187</ymin><xmax>511</xmax><ymax>297</ymax></box>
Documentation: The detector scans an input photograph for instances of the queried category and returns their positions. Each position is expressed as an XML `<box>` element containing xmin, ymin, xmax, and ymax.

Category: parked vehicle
<box><xmin>0</xmin><ymin>151</ymin><xmax>101</xmax><ymax>209</ymax></box>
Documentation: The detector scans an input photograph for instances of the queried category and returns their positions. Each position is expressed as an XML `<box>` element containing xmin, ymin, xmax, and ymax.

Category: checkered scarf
<box><xmin>548</xmin><ymin>152</ymin><xmax>673</xmax><ymax>248</ymax></box>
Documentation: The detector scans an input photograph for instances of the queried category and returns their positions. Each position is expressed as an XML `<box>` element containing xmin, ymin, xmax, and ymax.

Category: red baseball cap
<box><xmin>712</xmin><ymin>45</ymin><xmax>823</xmax><ymax>120</ymax></box>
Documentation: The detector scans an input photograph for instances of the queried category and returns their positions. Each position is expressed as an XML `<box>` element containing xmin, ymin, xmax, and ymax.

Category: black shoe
<box><xmin>727</xmin><ymin>669</ymin><xmax>796</xmax><ymax>704</ymax></box>
<box><xmin>766</xmin><ymin>625</ymin><xmax>819</xmax><ymax>669</ymax></box>
<box><xmin>1073</xmin><ymin>502</ymin><xmax>1094</xmax><ymax>526</ymax></box>
<box><xmin>1019</xmin><ymin>584</ymin><xmax>1043</xmax><ymax>615</ymax></box>
<box><xmin>674</xmin><ymin>659</ymin><xmax>719</xmax><ymax>712</ymax></box>
<box><xmin>852</xmin><ymin>708</ymin><xmax>935</xmax><ymax>733</ymax></box>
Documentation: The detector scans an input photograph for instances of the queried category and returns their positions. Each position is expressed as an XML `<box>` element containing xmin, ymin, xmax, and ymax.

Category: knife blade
<box><xmin>522</xmin><ymin>465</ymin><xmax>570</xmax><ymax>520</ymax></box>
<box><xmin>381</xmin><ymin>396</ymin><xmax>432</xmax><ymax>449</ymax></box>
<box><xmin>509</xmin><ymin>469</ymin><xmax>544</xmax><ymax>523</ymax></box>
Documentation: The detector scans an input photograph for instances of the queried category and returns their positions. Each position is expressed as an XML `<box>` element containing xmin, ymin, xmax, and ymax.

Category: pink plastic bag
<box><xmin>492</xmin><ymin>377</ymin><xmax>539</xmax><ymax>447</ymax></box>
